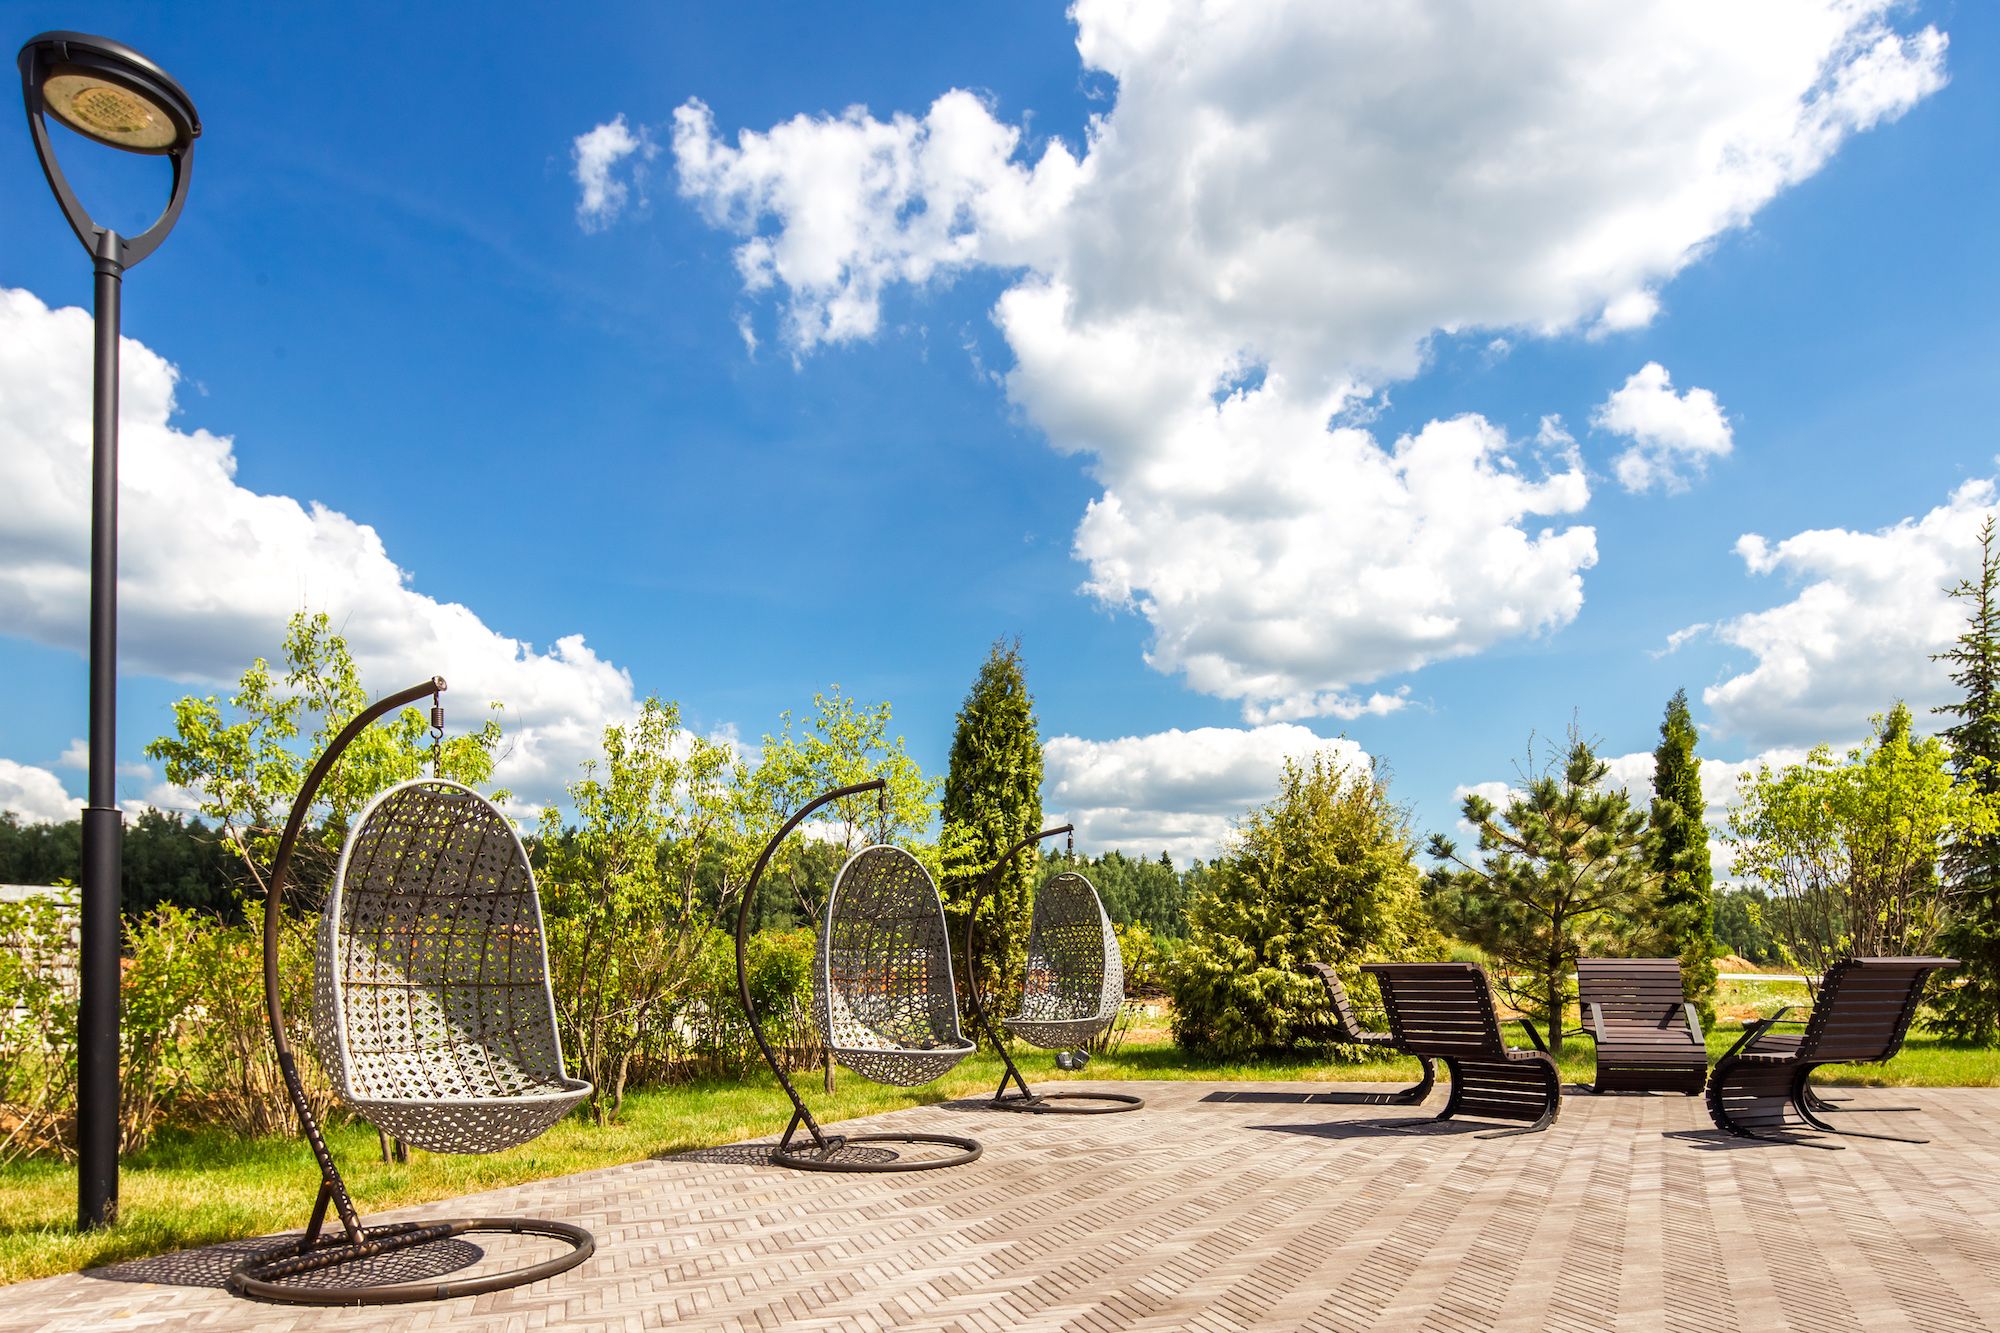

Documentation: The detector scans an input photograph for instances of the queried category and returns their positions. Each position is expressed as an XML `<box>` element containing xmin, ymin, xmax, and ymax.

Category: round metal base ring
<box><xmin>772</xmin><ymin>1131</ymin><xmax>982</xmax><ymax>1173</ymax></box>
<box><xmin>988</xmin><ymin>1090</ymin><xmax>1145</xmax><ymax>1115</ymax></box>
<box><xmin>228</xmin><ymin>1216</ymin><xmax>594</xmax><ymax>1306</ymax></box>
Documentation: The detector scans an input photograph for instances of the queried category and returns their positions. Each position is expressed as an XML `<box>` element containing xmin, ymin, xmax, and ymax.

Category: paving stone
<box><xmin>4</xmin><ymin>1080</ymin><xmax>1999</xmax><ymax>1331</ymax></box>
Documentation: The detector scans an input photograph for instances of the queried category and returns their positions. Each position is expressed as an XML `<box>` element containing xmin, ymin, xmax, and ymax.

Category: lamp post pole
<box><xmin>78</xmin><ymin>226</ymin><xmax>125</xmax><ymax>1230</ymax></box>
<box><xmin>18</xmin><ymin>30</ymin><xmax>200</xmax><ymax>1231</ymax></box>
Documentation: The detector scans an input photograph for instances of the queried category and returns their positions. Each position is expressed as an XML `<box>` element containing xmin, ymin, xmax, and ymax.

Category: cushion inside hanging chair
<box><xmin>1001</xmin><ymin>869</ymin><xmax>1124</xmax><ymax>1050</ymax></box>
<box><xmin>315</xmin><ymin>779</ymin><xmax>589</xmax><ymax>1153</ymax></box>
<box><xmin>815</xmin><ymin>845</ymin><xmax>974</xmax><ymax>1087</ymax></box>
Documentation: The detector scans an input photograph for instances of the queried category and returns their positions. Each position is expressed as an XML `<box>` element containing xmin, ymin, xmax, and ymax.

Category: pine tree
<box><xmin>1652</xmin><ymin>689</ymin><xmax>1717</xmax><ymax>1025</ymax></box>
<box><xmin>939</xmin><ymin>639</ymin><xmax>1044</xmax><ymax>1023</ymax></box>
<box><xmin>1933</xmin><ymin>517</ymin><xmax>2000</xmax><ymax>1043</ymax></box>
<box><xmin>1427</xmin><ymin>734</ymin><xmax>1659</xmax><ymax>1055</ymax></box>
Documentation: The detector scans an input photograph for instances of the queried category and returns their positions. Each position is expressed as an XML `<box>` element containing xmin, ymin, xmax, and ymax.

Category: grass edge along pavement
<box><xmin>4</xmin><ymin>1020</ymin><xmax>1998</xmax><ymax>1287</ymax></box>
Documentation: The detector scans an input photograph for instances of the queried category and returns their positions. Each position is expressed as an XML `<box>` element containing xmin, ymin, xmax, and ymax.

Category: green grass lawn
<box><xmin>3</xmin><ymin>1020</ymin><xmax>1996</xmax><ymax>1287</ymax></box>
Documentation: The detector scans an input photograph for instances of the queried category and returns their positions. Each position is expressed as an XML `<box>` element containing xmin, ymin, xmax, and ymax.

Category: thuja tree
<box><xmin>1170</xmin><ymin>755</ymin><xmax>1435</xmax><ymax>1057</ymax></box>
<box><xmin>537</xmin><ymin>697</ymin><xmax>746</xmax><ymax>1123</ymax></box>
<box><xmin>1727</xmin><ymin>703</ymin><xmax>1999</xmax><ymax>982</ymax></box>
<box><xmin>1651</xmin><ymin>690</ymin><xmax>1718</xmax><ymax>1026</ymax></box>
<box><xmin>1427</xmin><ymin>736</ymin><xmax>1657</xmax><ymax>1055</ymax></box>
<box><xmin>938</xmin><ymin>639</ymin><xmax>1044</xmax><ymax>1022</ymax></box>
<box><xmin>1934</xmin><ymin>518</ymin><xmax>2000</xmax><ymax>1042</ymax></box>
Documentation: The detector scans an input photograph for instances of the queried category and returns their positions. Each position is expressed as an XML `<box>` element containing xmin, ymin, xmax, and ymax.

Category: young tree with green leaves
<box><xmin>1170</xmin><ymin>754</ymin><xmax>1435</xmax><ymax>1056</ymax></box>
<box><xmin>146</xmin><ymin>610</ymin><xmax>503</xmax><ymax>902</ymax></box>
<box><xmin>1934</xmin><ymin>518</ymin><xmax>2000</xmax><ymax>1043</ymax></box>
<box><xmin>1726</xmin><ymin>702</ymin><xmax>2000</xmax><ymax>981</ymax></box>
<box><xmin>1651</xmin><ymin>689</ymin><xmax>1718</xmax><ymax>1025</ymax></box>
<box><xmin>1427</xmin><ymin>734</ymin><xmax>1658</xmax><ymax>1055</ymax></box>
<box><xmin>536</xmin><ymin>696</ymin><xmax>747</xmax><ymax>1123</ymax></box>
<box><xmin>938</xmin><ymin>639</ymin><xmax>1044</xmax><ymax>1021</ymax></box>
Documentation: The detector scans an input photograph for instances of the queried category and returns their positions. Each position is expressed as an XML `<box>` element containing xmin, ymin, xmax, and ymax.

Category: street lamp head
<box><xmin>18</xmin><ymin>31</ymin><xmax>200</xmax><ymax>268</ymax></box>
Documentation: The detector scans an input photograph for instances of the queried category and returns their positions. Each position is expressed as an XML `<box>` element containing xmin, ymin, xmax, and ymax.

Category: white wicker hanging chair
<box><xmin>815</xmin><ymin>845</ymin><xmax>974</xmax><ymax>1087</ymax></box>
<box><xmin>314</xmin><ymin>778</ymin><xmax>590</xmax><ymax>1153</ymax></box>
<box><xmin>1000</xmin><ymin>869</ymin><xmax>1124</xmax><ymax>1050</ymax></box>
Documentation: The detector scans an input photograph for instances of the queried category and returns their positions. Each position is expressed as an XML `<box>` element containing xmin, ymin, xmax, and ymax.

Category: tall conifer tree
<box><xmin>1934</xmin><ymin>518</ymin><xmax>2000</xmax><ymax>1043</ymax></box>
<box><xmin>940</xmin><ymin>639</ymin><xmax>1044</xmax><ymax>1022</ymax></box>
<box><xmin>1652</xmin><ymin>689</ymin><xmax>1717</xmax><ymax>1025</ymax></box>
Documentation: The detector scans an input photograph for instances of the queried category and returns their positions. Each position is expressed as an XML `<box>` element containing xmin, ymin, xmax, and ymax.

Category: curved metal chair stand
<box><xmin>229</xmin><ymin>678</ymin><xmax>594</xmax><ymax>1306</ymax></box>
<box><xmin>735</xmin><ymin>780</ymin><xmax>980</xmax><ymax>1172</ymax></box>
<box><xmin>967</xmin><ymin>827</ymin><xmax>1142</xmax><ymax>1115</ymax></box>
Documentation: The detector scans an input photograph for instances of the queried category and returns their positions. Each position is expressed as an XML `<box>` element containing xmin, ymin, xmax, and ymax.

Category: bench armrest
<box><xmin>1517</xmin><ymin>1017</ymin><xmax>1548</xmax><ymax>1054</ymax></box>
<box><xmin>1719</xmin><ymin>1005</ymin><xmax>1793</xmax><ymax>1060</ymax></box>
<box><xmin>1681</xmin><ymin>1001</ymin><xmax>1705</xmax><ymax>1046</ymax></box>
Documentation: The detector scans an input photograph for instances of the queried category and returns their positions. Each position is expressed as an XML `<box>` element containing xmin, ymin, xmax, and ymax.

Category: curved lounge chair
<box><xmin>1707</xmin><ymin>956</ymin><xmax>1954</xmax><ymax>1148</ymax></box>
<box><xmin>1576</xmin><ymin>957</ymin><xmax>1707</xmax><ymax>1095</ymax></box>
<box><xmin>1363</xmin><ymin>961</ymin><xmax>1560</xmax><ymax>1137</ymax></box>
<box><xmin>1302</xmin><ymin>962</ymin><xmax>1436</xmax><ymax>1106</ymax></box>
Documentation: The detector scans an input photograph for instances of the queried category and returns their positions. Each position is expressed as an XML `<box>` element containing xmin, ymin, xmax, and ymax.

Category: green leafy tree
<box><xmin>1053</xmin><ymin>848</ymin><xmax>1190</xmax><ymax>938</ymax></box>
<box><xmin>1651</xmin><ymin>690</ymin><xmax>1718</xmax><ymax>1025</ymax></box>
<box><xmin>1170</xmin><ymin>755</ymin><xmax>1435</xmax><ymax>1057</ymax></box>
<box><xmin>537</xmin><ymin>697</ymin><xmax>747</xmax><ymax>1123</ymax></box>
<box><xmin>0</xmin><ymin>811</ymin><xmax>235</xmax><ymax>920</ymax></box>
<box><xmin>939</xmin><ymin>640</ymin><xmax>1044</xmax><ymax>1023</ymax></box>
<box><xmin>1712</xmin><ymin>885</ymin><xmax>1779</xmax><ymax>964</ymax></box>
<box><xmin>1427</xmin><ymin>734</ymin><xmax>1659</xmax><ymax>1055</ymax></box>
<box><xmin>146</xmin><ymin>610</ymin><xmax>503</xmax><ymax>902</ymax></box>
<box><xmin>1934</xmin><ymin>518</ymin><xmax>2000</xmax><ymax>1042</ymax></box>
<box><xmin>1726</xmin><ymin>703</ymin><xmax>2000</xmax><ymax>981</ymax></box>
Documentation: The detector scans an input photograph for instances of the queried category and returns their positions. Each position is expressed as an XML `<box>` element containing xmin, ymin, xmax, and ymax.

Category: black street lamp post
<box><xmin>17</xmin><ymin>30</ymin><xmax>200</xmax><ymax>1232</ymax></box>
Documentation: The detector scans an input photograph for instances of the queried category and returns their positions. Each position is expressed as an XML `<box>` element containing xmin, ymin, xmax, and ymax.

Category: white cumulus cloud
<box><xmin>0</xmin><ymin>760</ymin><xmax>77</xmax><ymax>825</ymax></box>
<box><xmin>1593</xmin><ymin>362</ymin><xmax>1734</xmax><ymax>493</ymax></box>
<box><xmin>0</xmin><ymin>286</ymin><xmax>644</xmax><ymax>812</ymax></box>
<box><xmin>573</xmin><ymin>114</ymin><xmax>656</xmax><ymax>232</ymax></box>
<box><xmin>660</xmin><ymin>0</ymin><xmax>1946</xmax><ymax>720</ymax></box>
<box><xmin>1043</xmin><ymin>723</ymin><xmax>1369</xmax><ymax>864</ymax></box>
<box><xmin>1705</xmin><ymin>478</ymin><xmax>1995</xmax><ymax>746</ymax></box>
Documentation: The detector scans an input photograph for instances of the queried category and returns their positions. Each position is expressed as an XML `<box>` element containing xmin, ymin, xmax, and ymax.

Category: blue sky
<box><xmin>2</xmin><ymin>1</ymin><xmax>1996</xmax><ymax>864</ymax></box>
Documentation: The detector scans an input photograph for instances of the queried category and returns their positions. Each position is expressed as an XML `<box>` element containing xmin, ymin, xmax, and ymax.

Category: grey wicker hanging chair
<box><xmin>1001</xmin><ymin>869</ymin><xmax>1124</xmax><ymax>1051</ymax></box>
<box><xmin>817</xmin><ymin>844</ymin><xmax>976</xmax><ymax>1086</ymax></box>
<box><xmin>314</xmin><ymin>777</ymin><xmax>591</xmax><ymax>1153</ymax></box>
<box><xmin>736</xmin><ymin>780</ymin><xmax>980</xmax><ymax>1171</ymax></box>
<box><xmin>231</xmin><ymin>679</ymin><xmax>594</xmax><ymax>1306</ymax></box>
<box><xmin>964</xmin><ymin>829</ymin><xmax>1142</xmax><ymax>1115</ymax></box>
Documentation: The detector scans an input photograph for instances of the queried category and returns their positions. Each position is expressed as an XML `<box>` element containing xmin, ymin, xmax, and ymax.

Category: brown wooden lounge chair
<box><xmin>1363</xmin><ymin>962</ymin><xmax>1560</xmax><ymax>1136</ymax></box>
<box><xmin>1576</xmin><ymin>957</ymin><xmax>1707</xmax><ymax>1095</ymax></box>
<box><xmin>1706</xmin><ymin>955</ymin><xmax>1955</xmax><ymax>1148</ymax></box>
<box><xmin>1301</xmin><ymin>962</ymin><xmax>1436</xmax><ymax>1105</ymax></box>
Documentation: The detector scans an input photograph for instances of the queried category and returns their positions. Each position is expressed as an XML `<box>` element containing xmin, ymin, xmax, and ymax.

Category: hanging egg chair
<box><xmin>965</xmin><ymin>829</ymin><xmax>1142</xmax><ymax>1115</ymax></box>
<box><xmin>230</xmin><ymin>679</ymin><xmax>593</xmax><ymax>1306</ymax></box>
<box><xmin>736</xmin><ymin>780</ymin><xmax>980</xmax><ymax>1171</ymax></box>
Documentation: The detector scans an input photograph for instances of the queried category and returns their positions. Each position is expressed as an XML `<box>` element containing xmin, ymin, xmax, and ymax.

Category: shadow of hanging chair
<box><xmin>230</xmin><ymin>679</ymin><xmax>593</xmax><ymax>1306</ymax></box>
<box><xmin>968</xmin><ymin>828</ymin><xmax>1143</xmax><ymax>1114</ymax></box>
<box><xmin>736</xmin><ymin>780</ymin><xmax>981</xmax><ymax>1172</ymax></box>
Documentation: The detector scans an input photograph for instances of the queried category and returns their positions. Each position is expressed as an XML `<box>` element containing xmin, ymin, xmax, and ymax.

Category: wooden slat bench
<box><xmin>1576</xmin><ymin>957</ymin><xmax>1707</xmax><ymax>1095</ymax></box>
<box><xmin>1706</xmin><ymin>955</ymin><xmax>1955</xmax><ymax>1148</ymax></box>
<box><xmin>1363</xmin><ymin>961</ymin><xmax>1560</xmax><ymax>1136</ymax></box>
<box><xmin>1301</xmin><ymin>962</ymin><xmax>1436</xmax><ymax>1105</ymax></box>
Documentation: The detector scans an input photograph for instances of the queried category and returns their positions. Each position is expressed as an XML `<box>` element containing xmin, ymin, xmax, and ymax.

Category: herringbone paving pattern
<box><xmin>8</xmin><ymin>1080</ymin><xmax>1999</xmax><ymax>1331</ymax></box>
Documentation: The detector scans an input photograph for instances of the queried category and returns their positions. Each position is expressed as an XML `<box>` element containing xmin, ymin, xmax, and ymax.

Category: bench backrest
<box><xmin>1577</xmin><ymin>957</ymin><xmax>1697</xmax><ymax>1040</ymax></box>
<box><xmin>1798</xmin><ymin>956</ymin><xmax>1955</xmax><ymax>1065</ymax></box>
<box><xmin>1303</xmin><ymin>962</ymin><xmax>1370</xmax><ymax>1041</ymax></box>
<box><xmin>1363</xmin><ymin>962</ymin><xmax>1509</xmax><ymax>1059</ymax></box>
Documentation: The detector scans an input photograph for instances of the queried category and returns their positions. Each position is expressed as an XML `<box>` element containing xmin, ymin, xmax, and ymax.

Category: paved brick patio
<box><xmin>7</xmin><ymin>1080</ymin><xmax>1999</xmax><ymax>1331</ymax></box>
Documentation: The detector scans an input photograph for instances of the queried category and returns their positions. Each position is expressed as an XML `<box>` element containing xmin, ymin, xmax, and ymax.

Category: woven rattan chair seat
<box><xmin>1000</xmin><ymin>870</ymin><xmax>1122</xmax><ymax>1050</ymax></box>
<box><xmin>315</xmin><ymin>779</ymin><xmax>589</xmax><ymax>1154</ymax></box>
<box><xmin>816</xmin><ymin>845</ymin><xmax>973</xmax><ymax>1087</ymax></box>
